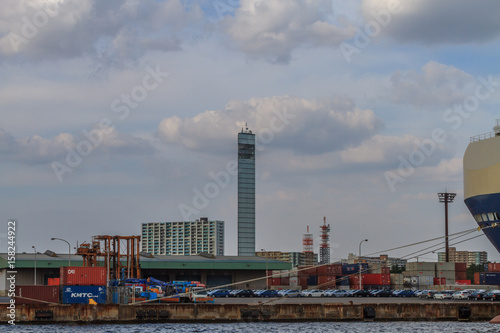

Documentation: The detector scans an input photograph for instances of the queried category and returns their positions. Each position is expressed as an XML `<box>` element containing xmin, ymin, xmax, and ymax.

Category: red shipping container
<box><xmin>272</xmin><ymin>278</ymin><xmax>281</xmax><ymax>286</ymax></box>
<box><xmin>298</xmin><ymin>267</ymin><xmax>309</xmax><ymax>277</ymax></box>
<box><xmin>433</xmin><ymin>277</ymin><xmax>446</xmax><ymax>285</ymax></box>
<box><xmin>455</xmin><ymin>271</ymin><xmax>467</xmax><ymax>280</ymax></box>
<box><xmin>299</xmin><ymin>276</ymin><xmax>308</xmax><ymax>288</ymax></box>
<box><xmin>318</xmin><ymin>275</ymin><xmax>336</xmax><ymax>288</ymax></box>
<box><xmin>455</xmin><ymin>263</ymin><xmax>467</xmax><ymax>272</ymax></box>
<box><xmin>317</xmin><ymin>265</ymin><xmax>335</xmax><ymax>276</ymax></box>
<box><xmin>281</xmin><ymin>277</ymin><xmax>290</xmax><ymax>286</ymax></box>
<box><xmin>305</xmin><ymin>266</ymin><xmax>317</xmax><ymax>276</ymax></box>
<box><xmin>456</xmin><ymin>280</ymin><xmax>471</xmax><ymax>285</ymax></box>
<box><xmin>489</xmin><ymin>263</ymin><xmax>500</xmax><ymax>272</ymax></box>
<box><xmin>350</xmin><ymin>284</ymin><xmax>363</xmax><ymax>289</ymax></box>
<box><xmin>474</xmin><ymin>272</ymin><xmax>481</xmax><ymax>285</ymax></box>
<box><xmin>59</xmin><ymin>266</ymin><xmax>107</xmax><ymax>286</ymax></box>
<box><xmin>15</xmin><ymin>285</ymin><xmax>59</xmax><ymax>304</ymax></box>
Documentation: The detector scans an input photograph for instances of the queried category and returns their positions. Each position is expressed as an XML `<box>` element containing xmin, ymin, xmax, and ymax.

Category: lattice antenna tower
<box><xmin>303</xmin><ymin>226</ymin><xmax>313</xmax><ymax>253</ymax></box>
<box><xmin>319</xmin><ymin>216</ymin><xmax>330</xmax><ymax>264</ymax></box>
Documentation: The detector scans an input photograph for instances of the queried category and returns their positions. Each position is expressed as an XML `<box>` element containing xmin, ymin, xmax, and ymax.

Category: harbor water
<box><xmin>2</xmin><ymin>322</ymin><xmax>499</xmax><ymax>333</ymax></box>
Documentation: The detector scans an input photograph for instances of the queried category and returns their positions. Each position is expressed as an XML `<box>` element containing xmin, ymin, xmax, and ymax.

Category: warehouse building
<box><xmin>0</xmin><ymin>252</ymin><xmax>291</xmax><ymax>294</ymax></box>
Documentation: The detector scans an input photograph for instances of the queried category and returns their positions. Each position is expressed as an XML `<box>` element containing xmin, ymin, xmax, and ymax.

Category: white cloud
<box><xmin>362</xmin><ymin>0</ymin><xmax>500</xmax><ymax>44</ymax></box>
<box><xmin>389</xmin><ymin>61</ymin><xmax>475</xmax><ymax>107</ymax></box>
<box><xmin>0</xmin><ymin>126</ymin><xmax>155</xmax><ymax>166</ymax></box>
<box><xmin>223</xmin><ymin>0</ymin><xmax>356</xmax><ymax>63</ymax></box>
<box><xmin>157</xmin><ymin>95</ymin><xmax>384</xmax><ymax>155</ymax></box>
<box><xmin>0</xmin><ymin>0</ymin><xmax>201</xmax><ymax>66</ymax></box>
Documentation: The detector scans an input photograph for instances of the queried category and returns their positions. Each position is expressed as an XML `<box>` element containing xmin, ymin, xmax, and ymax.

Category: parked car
<box><xmin>330</xmin><ymin>290</ymin><xmax>349</xmax><ymax>297</ymax></box>
<box><xmin>208</xmin><ymin>289</ymin><xmax>231</xmax><ymax>298</ymax></box>
<box><xmin>433</xmin><ymin>291</ymin><xmax>454</xmax><ymax>300</ymax></box>
<box><xmin>234</xmin><ymin>289</ymin><xmax>255</xmax><ymax>297</ymax></box>
<box><xmin>372</xmin><ymin>290</ymin><xmax>394</xmax><ymax>297</ymax></box>
<box><xmin>350</xmin><ymin>290</ymin><xmax>371</xmax><ymax>297</ymax></box>
<box><xmin>419</xmin><ymin>290</ymin><xmax>437</xmax><ymax>299</ymax></box>
<box><xmin>283</xmin><ymin>290</ymin><xmax>301</xmax><ymax>297</ymax></box>
<box><xmin>300</xmin><ymin>289</ymin><xmax>326</xmax><ymax>297</ymax></box>
<box><xmin>452</xmin><ymin>291</ymin><xmax>470</xmax><ymax>300</ymax></box>
<box><xmin>259</xmin><ymin>289</ymin><xmax>280</xmax><ymax>298</ymax></box>
<box><xmin>397</xmin><ymin>290</ymin><xmax>415</xmax><ymax>297</ymax></box>
<box><xmin>191</xmin><ymin>290</ymin><xmax>215</xmax><ymax>303</ymax></box>
<box><xmin>468</xmin><ymin>290</ymin><xmax>486</xmax><ymax>300</ymax></box>
<box><xmin>483</xmin><ymin>290</ymin><xmax>500</xmax><ymax>301</ymax></box>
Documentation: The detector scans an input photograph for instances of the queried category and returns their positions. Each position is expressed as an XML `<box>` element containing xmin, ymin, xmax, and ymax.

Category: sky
<box><xmin>2</xmin><ymin>0</ymin><xmax>500</xmax><ymax>262</ymax></box>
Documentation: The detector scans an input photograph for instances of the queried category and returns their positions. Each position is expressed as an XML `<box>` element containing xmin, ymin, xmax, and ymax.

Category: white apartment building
<box><xmin>141</xmin><ymin>217</ymin><xmax>224</xmax><ymax>256</ymax></box>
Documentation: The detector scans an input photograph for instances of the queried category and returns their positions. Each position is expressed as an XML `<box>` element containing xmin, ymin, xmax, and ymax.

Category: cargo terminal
<box><xmin>0</xmin><ymin>252</ymin><xmax>291</xmax><ymax>294</ymax></box>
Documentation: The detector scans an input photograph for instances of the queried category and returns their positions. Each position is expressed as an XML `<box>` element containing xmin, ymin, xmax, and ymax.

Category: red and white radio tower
<box><xmin>303</xmin><ymin>226</ymin><xmax>313</xmax><ymax>253</ymax></box>
<box><xmin>319</xmin><ymin>217</ymin><xmax>330</xmax><ymax>264</ymax></box>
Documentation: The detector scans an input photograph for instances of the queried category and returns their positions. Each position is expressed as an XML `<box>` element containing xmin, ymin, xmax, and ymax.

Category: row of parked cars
<box><xmin>418</xmin><ymin>289</ymin><xmax>500</xmax><ymax>301</ymax></box>
<box><xmin>206</xmin><ymin>288</ymin><xmax>500</xmax><ymax>300</ymax></box>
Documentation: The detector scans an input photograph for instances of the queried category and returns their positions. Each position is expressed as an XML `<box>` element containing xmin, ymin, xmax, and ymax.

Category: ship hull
<box><xmin>464</xmin><ymin>133</ymin><xmax>500</xmax><ymax>253</ymax></box>
<box><xmin>464</xmin><ymin>193</ymin><xmax>500</xmax><ymax>253</ymax></box>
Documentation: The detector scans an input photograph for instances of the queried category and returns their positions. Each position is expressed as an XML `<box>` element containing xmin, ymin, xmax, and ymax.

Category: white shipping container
<box><xmin>289</xmin><ymin>277</ymin><xmax>299</xmax><ymax>287</ymax></box>
<box><xmin>419</xmin><ymin>276</ymin><xmax>434</xmax><ymax>286</ymax></box>
<box><xmin>403</xmin><ymin>270</ymin><xmax>435</xmax><ymax>277</ymax></box>
<box><xmin>435</xmin><ymin>262</ymin><xmax>455</xmax><ymax>271</ymax></box>
<box><xmin>406</xmin><ymin>262</ymin><xmax>435</xmax><ymax>272</ymax></box>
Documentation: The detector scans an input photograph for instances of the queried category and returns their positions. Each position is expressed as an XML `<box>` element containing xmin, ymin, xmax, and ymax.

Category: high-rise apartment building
<box><xmin>238</xmin><ymin>125</ymin><xmax>256</xmax><ymax>256</ymax></box>
<box><xmin>437</xmin><ymin>247</ymin><xmax>487</xmax><ymax>267</ymax></box>
<box><xmin>141</xmin><ymin>217</ymin><xmax>224</xmax><ymax>256</ymax></box>
<box><xmin>255</xmin><ymin>251</ymin><xmax>319</xmax><ymax>267</ymax></box>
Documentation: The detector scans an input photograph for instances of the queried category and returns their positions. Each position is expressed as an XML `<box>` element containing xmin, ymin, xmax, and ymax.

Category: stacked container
<box><xmin>15</xmin><ymin>285</ymin><xmax>60</xmax><ymax>304</ymax></box>
<box><xmin>60</xmin><ymin>266</ymin><xmax>107</xmax><ymax>304</ymax></box>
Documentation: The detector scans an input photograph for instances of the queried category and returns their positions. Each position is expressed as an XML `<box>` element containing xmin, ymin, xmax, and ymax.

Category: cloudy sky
<box><xmin>2</xmin><ymin>0</ymin><xmax>500</xmax><ymax>262</ymax></box>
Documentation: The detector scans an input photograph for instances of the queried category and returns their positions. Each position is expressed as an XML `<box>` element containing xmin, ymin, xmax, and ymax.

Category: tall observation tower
<box><xmin>238</xmin><ymin>124</ymin><xmax>256</xmax><ymax>256</ymax></box>
<box><xmin>319</xmin><ymin>217</ymin><xmax>330</xmax><ymax>265</ymax></box>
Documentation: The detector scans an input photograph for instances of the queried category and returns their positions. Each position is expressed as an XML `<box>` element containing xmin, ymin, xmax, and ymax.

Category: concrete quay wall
<box><xmin>1</xmin><ymin>303</ymin><xmax>499</xmax><ymax>323</ymax></box>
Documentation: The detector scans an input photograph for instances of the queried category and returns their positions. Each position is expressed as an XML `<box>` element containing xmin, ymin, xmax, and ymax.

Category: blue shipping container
<box><xmin>481</xmin><ymin>273</ymin><xmax>500</xmax><ymax>285</ymax></box>
<box><xmin>341</xmin><ymin>263</ymin><xmax>368</xmax><ymax>275</ymax></box>
<box><xmin>337</xmin><ymin>277</ymin><xmax>350</xmax><ymax>286</ymax></box>
<box><xmin>307</xmin><ymin>275</ymin><xmax>317</xmax><ymax>286</ymax></box>
<box><xmin>62</xmin><ymin>286</ymin><xmax>106</xmax><ymax>304</ymax></box>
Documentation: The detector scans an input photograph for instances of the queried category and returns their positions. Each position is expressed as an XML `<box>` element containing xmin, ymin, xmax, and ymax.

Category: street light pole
<box><xmin>261</xmin><ymin>249</ymin><xmax>268</xmax><ymax>289</ymax></box>
<box><xmin>32</xmin><ymin>246</ymin><xmax>37</xmax><ymax>286</ymax></box>
<box><xmin>359</xmin><ymin>239</ymin><xmax>368</xmax><ymax>290</ymax></box>
<box><xmin>438</xmin><ymin>192</ymin><xmax>456</xmax><ymax>262</ymax></box>
<box><xmin>51</xmin><ymin>238</ymin><xmax>71</xmax><ymax>266</ymax></box>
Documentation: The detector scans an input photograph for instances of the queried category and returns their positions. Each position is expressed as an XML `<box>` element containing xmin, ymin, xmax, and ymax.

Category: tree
<box><xmin>466</xmin><ymin>264</ymin><xmax>485</xmax><ymax>281</ymax></box>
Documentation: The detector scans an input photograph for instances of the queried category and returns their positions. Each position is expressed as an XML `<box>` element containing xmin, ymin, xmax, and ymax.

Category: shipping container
<box><xmin>474</xmin><ymin>272</ymin><xmax>481</xmax><ymax>285</ymax></box>
<box><xmin>362</xmin><ymin>274</ymin><xmax>391</xmax><ymax>285</ymax></box>
<box><xmin>455</xmin><ymin>280</ymin><xmax>471</xmax><ymax>285</ymax></box>
<box><xmin>403</xmin><ymin>270</ymin><xmax>435</xmax><ymax>277</ymax></box>
<box><xmin>433</xmin><ymin>277</ymin><xmax>446</xmax><ymax>285</ymax></box>
<box><xmin>48</xmin><ymin>278</ymin><xmax>60</xmax><ymax>286</ymax></box>
<box><xmin>280</xmin><ymin>277</ymin><xmax>290</xmax><ymax>286</ymax></box>
<box><xmin>307</xmin><ymin>275</ymin><xmax>317</xmax><ymax>286</ymax></box>
<box><xmin>332</xmin><ymin>264</ymin><xmax>343</xmax><ymax>276</ymax></box>
<box><xmin>60</xmin><ymin>266</ymin><xmax>107</xmax><ymax>286</ymax></box>
<box><xmin>455</xmin><ymin>263</ymin><xmax>467</xmax><ymax>272</ymax></box>
<box><xmin>289</xmin><ymin>277</ymin><xmax>299</xmax><ymax>287</ymax></box>
<box><xmin>455</xmin><ymin>271</ymin><xmax>467</xmax><ymax>281</ymax></box>
<box><xmin>271</xmin><ymin>278</ymin><xmax>281</xmax><ymax>286</ymax></box>
<box><xmin>342</xmin><ymin>263</ymin><xmax>368</xmax><ymax>275</ymax></box>
<box><xmin>317</xmin><ymin>265</ymin><xmax>338</xmax><ymax>276</ymax></box>
<box><xmin>15</xmin><ymin>285</ymin><xmax>60</xmax><ymax>305</ymax></box>
<box><xmin>488</xmin><ymin>263</ymin><xmax>500</xmax><ymax>272</ymax></box>
<box><xmin>435</xmin><ymin>262</ymin><xmax>455</xmax><ymax>271</ymax></box>
<box><xmin>337</xmin><ymin>276</ymin><xmax>350</xmax><ymax>286</ymax></box>
<box><xmin>390</xmin><ymin>274</ymin><xmax>403</xmax><ymax>285</ymax></box>
<box><xmin>419</xmin><ymin>276</ymin><xmax>433</xmax><ymax>286</ymax></box>
<box><xmin>289</xmin><ymin>269</ymin><xmax>298</xmax><ymax>277</ymax></box>
<box><xmin>481</xmin><ymin>272</ymin><xmax>500</xmax><ymax>285</ymax></box>
<box><xmin>61</xmin><ymin>285</ymin><xmax>106</xmax><ymax>304</ymax></box>
<box><xmin>318</xmin><ymin>275</ymin><xmax>336</xmax><ymax>288</ymax></box>
<box><xmin>484</xmin><ymin>263</ymin><xmax>489</xmax><ymax>272</ymax></box>
<box><xmin>299</xmin><ymin>276</ymin><xmax>308</xmax><ymax>288</ymax></box>
<box><xmin>436</xmin><ymin>270</ymin><xmax>456</xmax><ymax>280</ymax></box>
<box><xmin>406</xmin><ymin>262</ymin><xmax>435</xmax><ymax>272</ymax></box>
